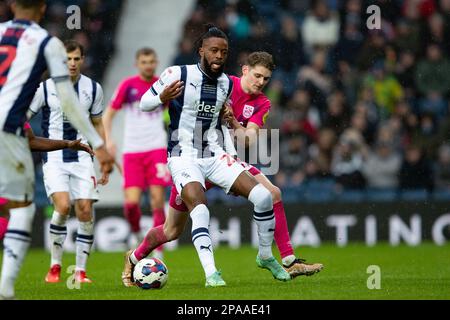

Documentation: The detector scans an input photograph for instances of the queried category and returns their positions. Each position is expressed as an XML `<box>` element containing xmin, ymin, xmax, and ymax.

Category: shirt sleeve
<box><xmin>248</xmin><ymin>99</ymin><xmax>271</xmax><ymax>128</ymax></box>
<box><xmin>110</xmin><ymin>79</ymin><xmax>129</xmax><ymax>110</ymax></box>
<box><xmin>43</xmin><ymin>37</ymin><xmax>70</xmax><ymax>81</ymax></box>
<box><xmin>90</xmin><ymin>83</ymin><xmax>104</xmax><ymax>117</ymax></box>
<box><xmin>140</xmin><ymin>66</ymin><xmax>181</xmax><ymax>112</ymax></box>
<box><xmin>28</xmin><ymin>82</ymin><xmax>45</xmax><ymax>116</ymax></box>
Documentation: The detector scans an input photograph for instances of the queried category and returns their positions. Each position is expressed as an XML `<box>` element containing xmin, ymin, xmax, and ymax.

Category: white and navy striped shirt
<box><xmin>29</xmin><ymin>75</ymin><xmax>104</xmax><ymax>163</ymax></box>
<box><xmin>0</xmin><ymin>19</ymin><xmax>70</xmax><ymax>137</ymax></box>
<box><xmin>147</xmin><ymin>64</ymin><xmax>233</xmax><ymax>158</ymax></box>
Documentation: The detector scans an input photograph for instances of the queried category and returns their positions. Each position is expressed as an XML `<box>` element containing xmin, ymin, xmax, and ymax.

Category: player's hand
<box><xmin>68</xmin><ymin>139</ymin><xmax>95</xmax><ymax>156</ymax></box>
<box><xmin>98</xmin><ymin>171</ymin><xmax>110</xmax><ymax>186</ymax></box>
<box><xmin>94</xmin><ymin>146</ymin><xmax>114</xmax><ymax>175</ymax></box>
<box><xmin>160</xmin><ymin>80</ymin><xmax>184</xmax><ymax>104</ymax></box>
<box><xmin>221</xmin><ymin>103</ymin><xmax>235</xmax><ymax>125</ymax></box>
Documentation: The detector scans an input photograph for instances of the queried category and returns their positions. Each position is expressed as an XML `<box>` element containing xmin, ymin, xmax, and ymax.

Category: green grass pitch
<box><xmin>6</xmin><ymin>243</ymin><xmax>450</xmax><ymax>300</ymax></box>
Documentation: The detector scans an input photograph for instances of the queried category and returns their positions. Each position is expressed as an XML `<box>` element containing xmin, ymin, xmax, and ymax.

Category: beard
<box><xmin>202</xmin><ymin>57</ymin><xmax>224</xmax><ymax>78</ymax></box>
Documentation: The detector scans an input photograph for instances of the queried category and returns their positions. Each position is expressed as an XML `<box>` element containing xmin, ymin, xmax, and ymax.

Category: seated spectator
<box><xmin>398</xmin><ymin>144</ymin><xmax>434</xmax><ymax>191</ymax></box>
<box><xmin>331</xmin><ymin>129</ymin><xmax>368</xmax><ymax>189</ymax></box>
<box><xmin>363</xmin><ymin>141</ymin><xmax>402</xmax><ymax>189</ymax></box>
<box><xmin>362</xmin><ymin>60</ymin><xmax>404</xmax><ymax>118</ymax></box>
<box><xmin>308</xmin><ymin>128</ymin><xmax>337</xmax><ymax>177</ymax></box>
<box><xmin>301</xmin><ymin>0</ymin><xmax>340</xmax><ymax>57</ymax></box>
<box><xmin>415</xmin><ymin>43</ymin><xmax>450</xmax><ymax>103</ymax></box>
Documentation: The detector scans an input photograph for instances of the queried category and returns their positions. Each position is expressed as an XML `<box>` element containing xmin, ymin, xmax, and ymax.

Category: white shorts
<box><xmin>0</xmin><ymin>132</ymin><xmax>35</xmax><ymax>202</ymax></box>
<box><xmin>168</xmin><ymin>153</ymin><xmax>245</xmax><ymax>195</ymax></box>
<box><xmin>43</xmin><ymin>161</ymin><xmax>99</xmax><ymax>201</ymax></box>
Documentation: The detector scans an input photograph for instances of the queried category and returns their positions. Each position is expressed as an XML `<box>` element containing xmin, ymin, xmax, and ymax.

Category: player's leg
<box><xmin>0</xmin><ymin>198</ymin><xmax>9</xmax><ymax>240</ymax></box>
<box><xmin>45</xmin><ymin>192</ymin><xmax>71</xmax><ymax>283</ymax></box>
<box><xmin>73</xmin><ymin>199</ymin><xmax>94</xmax><ymax>283</ymax></box>
<box><xmin>253</xmin><ymin>171</ymin><xmax>323</xmax><ymax>277</ymax></box>
<box><xmin>148</xmin><ymin>186</ymin><xmax>166</xmax><ymax>259</ymax></box>
<box><xmin>122</xmin><ymin>201</ymin><xmax>189</xmax><ymax>287</ymax></box>
<box><xmin>0</xmin><ymin>134</ymin><xmax>36</xmax><ymax>299</ymax></box>
<box><xmin>146</xmin><ymin>149</ymin><xmax>172</xmax><ymax>259</ymax></box>
<box><xmin>124</xmin><ymin>187</ymin><xmax>143</xmax><ymax>245</ymax></box>
<box><xmin>206</xmin><ymin>154</ymin><xmax>289</xmax><ymax>282</ymax></box>
<box><xmin>208</xmin><ymin>154</ymin><xmax>290</xmax><ymax>281</ymax></box>
<box><xmin>123</xmin><ymin>153</ymin><xmax>146</xmax><ymax>245</ymax></box>
<box><xmin>181</xmin><ymin>181</ymin><xmax>224</xmax><ymax>287</ymax></box>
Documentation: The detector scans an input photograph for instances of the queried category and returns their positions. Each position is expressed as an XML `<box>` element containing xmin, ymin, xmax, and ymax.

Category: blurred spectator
<box><xmin>301</xmin><ymin>0</ymin><xmax>340</xmax><ymax>57</ymax></box>
<box><xmin>399</xmin><ymin>144</ymin><xmax>434</xmax><ymax>191</ymax></box>
<box><xmin>363</xmin><ymin>60</ymin><xmax>404</xmax><ymax>118</ymax></box>
<box><xmin>434</xmin><ymin>143</ymin><xmax>450</xmax><ymax>190</ymax></box>
<box><xmin>297</xmin><ymin>48</ymin><xmax>333</xmax><ymax>111</ymax></box>
<box><xmin>415</xmin><ymin>43</ymin><xmax>450</xmax><ymax>101</ymax></box>
<box><xmin>322</xmin><ymin>90</ymin><xmax>350</xmax><ymax>135</ymax></box>
<box><xmin>331</xmin><ymin>129</ymin><xmax>367</xmax><ymax>189</ymax></box>
<box><xmin>173</xmin><ymin>38</ymin><xmax>198</xmax><ymax>65</ymax></box>
<box><xmin>308</xmin><ymin>128</ymin><xmax>337</xmax><ymax>177</ymax></box>
<box><xmin>363</xmin><ymin>141</ymin><xmax>402</xmax><ymax>189</ymax></box>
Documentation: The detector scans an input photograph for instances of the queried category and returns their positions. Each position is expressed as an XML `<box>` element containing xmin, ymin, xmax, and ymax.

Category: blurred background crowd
<box><xmin>175</xmin><ymin>0</ymin><xmax>450</xmax><ymax>203</ymax></box>
<box><xmin>0</xmin><ymin>0</ymin><xmax>123</xmax><ymax>80</ymax></box>
<box><xmin>2</xmin><ymin>0</ymin><xmax>450</xmax><ymax>203</ymax></box>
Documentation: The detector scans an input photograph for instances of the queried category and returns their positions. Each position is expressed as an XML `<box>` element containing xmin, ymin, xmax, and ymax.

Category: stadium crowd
<box><xmin>174</xmin><ymin>0</ymin><xmax>450</xmax><ymax>203</ymax></box>
<box><xmin>0</xmin><ymin>0</ymin><xmax>122</xmax><ymax>81</ymax></box>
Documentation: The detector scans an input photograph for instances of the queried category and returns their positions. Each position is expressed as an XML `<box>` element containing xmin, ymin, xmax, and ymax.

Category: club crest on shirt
<box><xmin>243</xmin><ymin>104</ymin><xmax>254</xmax><ymax>119</ymax></box>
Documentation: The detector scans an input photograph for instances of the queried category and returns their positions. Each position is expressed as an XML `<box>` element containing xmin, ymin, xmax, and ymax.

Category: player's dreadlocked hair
<box><xmin>15</xmin><ymin>0</ymin><xmax>46</xmax><ymax>8</ymax></box>
<box><xmin>195</xmin><ymin>23</ymin><xmax>229</xmax><ymax>50</ymax></box>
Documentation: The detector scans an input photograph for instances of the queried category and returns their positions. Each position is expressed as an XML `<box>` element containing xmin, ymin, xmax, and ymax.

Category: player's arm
<box><xmin>44</xmin><ymin>37</ymin><xmax>113</xmax><ymax>174</ymax></box>
<box><xmin>222</xmin><ymin>104</ymin><xmax>259</xmax><ymax>148</ymax></box>
<box><xmin>25</xmin><ymin>125</ymin><xmax>94</xmax><ymax>154</ymax></box>
<box><xmin>140</xmin><ymin>67</ymin><xmax>184</xmax><ymax>112</ymax></box>
<box><xmin>90</xmin><ymin>84</ymin><xmax>110</xmax><ymax>185</ymax></box>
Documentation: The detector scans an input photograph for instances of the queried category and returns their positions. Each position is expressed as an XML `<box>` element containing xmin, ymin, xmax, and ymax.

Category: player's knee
<box><xmin>248</xmin><ymin>184</ymin><xmax>273</xmax><ymax>212</ymax></box>
<box><xmin>270</xmin><ymin>185</ymin><xmax>282</xmax><ymax>203</ymax></box>
<box><xmin>77</xmin><ymin>206</ymin><xmax>93</xmax><ymax>222</ymax></box>
<box><xmin>56</xmin><ymin>202</ymin><xmax>71</xmax><ymax>216</ymax></box>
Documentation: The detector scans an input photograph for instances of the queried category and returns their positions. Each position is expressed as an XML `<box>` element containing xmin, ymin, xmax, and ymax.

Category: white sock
<box><xmin>190</xmin><ymin>204</ymin><xmax>216</xmax><ymax>278</ymax></box>
<box><xmin>248</xmin><ymin>184</ymin><xmax>275</xmax><ymax>260</ymax></box>
<box><xmin>0</xmin><ymin>204</ymin><xmax>35</xmax><ymax>298</ymax></box>
<box><xmin>49</xmin><ymin>211</ymin><xmax>68</xmax><ymax>267</ymax></box>
<box><xmin>282</xmin><ymin>255</ymin><xmax>296</xmax><ymax>267</ymax></box>
<box><xmin>75</xmin><ymin>220</ymin><xmax>94</xmax><ymax>272</ymax></box>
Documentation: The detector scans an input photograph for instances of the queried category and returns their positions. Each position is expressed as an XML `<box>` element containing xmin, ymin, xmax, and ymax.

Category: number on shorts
<box><xmin>91</xmin><ymin>176</ymin><xmax>97</xmax><ymax>188</ymax></box>
<box><xmin>220</xmin><ymin>154</ymin><xmax>236</xmax><ymax>167</ymax></box>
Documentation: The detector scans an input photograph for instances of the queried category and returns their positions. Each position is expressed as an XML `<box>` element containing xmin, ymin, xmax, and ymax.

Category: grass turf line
<box><xmin>5</xmin><ymin>242</ymin><xmax>450</xmax><ymax>300</ymax></box>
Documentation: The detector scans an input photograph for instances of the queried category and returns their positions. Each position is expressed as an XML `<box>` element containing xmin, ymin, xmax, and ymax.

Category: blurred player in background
<box><xmin>0</xmin><ymin>123</ymin><xmax>94</xmax><ymax>238</ymax></box>
<box><xmin>124</xmin><ymin>25</ymin><xmax>291</xmax><ymax>288</ymax></box>
<box><xmin>103</xmin><ymin>48</ymin><xmax>171</xmax><ymax>256</ymax></box>
<box><xmin>28</xmin><ymin>40</ymin><xmax>107</xmax><ymax>284</ymax></box>
<box><xmin>0</xmin><ymin>0</ymin><xmax>113</xmax><ymax>300</ymax></box>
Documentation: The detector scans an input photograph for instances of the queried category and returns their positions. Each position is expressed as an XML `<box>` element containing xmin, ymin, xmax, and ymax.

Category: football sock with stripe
<box><xmin>49</xmin><ymin>211</ymin><xmax>68</xmax><ymax>267</ymax></box>
<box><xmin>76</xmin><ymin>220</ymin><xmax>94</xmax><ymax>272</ymax></box>
<box><xmin>248</xmin><ymin>184</ymin><xmax>275</xmax><ymax>260</ymax></box>
<box><xmin>190</xmin><ymin>204</ymin><xmax>217</xmax><ymax>278</ymax></box>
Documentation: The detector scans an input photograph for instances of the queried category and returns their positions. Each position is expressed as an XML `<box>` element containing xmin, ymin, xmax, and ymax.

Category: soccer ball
<box><xmin>133</xmin><ymin>258</ymin><xmax>169</xmax><ymax>289</ymax></box>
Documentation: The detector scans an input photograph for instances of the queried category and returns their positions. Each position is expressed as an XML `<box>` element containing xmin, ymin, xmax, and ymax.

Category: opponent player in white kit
<box><xmin>0</xmin><ymin>0</ymin><xmax>113</xmax><ymax>299</ymax></box>
<box><xmin>131</xmin><ymin>25</ymin><xmax>291</xmax><ymax>287</ymax></box>
<box><xmin>29</xmin><ymin>40</ymin><xmax>107</xmax><ymax>284</ymax></box>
